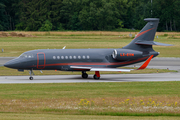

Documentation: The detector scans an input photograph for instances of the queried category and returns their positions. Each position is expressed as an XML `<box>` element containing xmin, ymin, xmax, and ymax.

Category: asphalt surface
<box><xmin>0</xmin><ymin>73</ymin><xmax>180</xmax><ymax>83</ymax></box>
<box><xmin>0</xmin><ymin>57</ymin><xmax>180</xmax><ymax>83</ymax></box>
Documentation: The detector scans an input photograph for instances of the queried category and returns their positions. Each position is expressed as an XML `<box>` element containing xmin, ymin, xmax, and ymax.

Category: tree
<box><xmin>16</xmin><ymin>0</ymin><xmax>62</xmax><ymax>31</ymax></box>
<box><xmin>0</xmin><ymin>2</ymin><xmax>9</xmax><ymax>30</ymax></box>
<box><xmin>38</xmin><ymin>20</ymin><xmax>53</xmax><ymax>31</ymax></box>
<box><xmin>79</xmin><ymin>1</ymin><xmax>98</xmax><ymax>30</ymax></box>
<box><xmin>60</xmin><ymin>0</ymin><xmax>82</xmax><ymax>30</ymax></box>
<box><xmin>153</xmin><ymin>0</ymin><xmax>180</xmax><ymax>31</ymax></box>
<box><xmin>79</xmin><ymin>0</ymin><xmax>124</xmax><ymax>30</ymax></box>
<box><xmin>1</xmin><ymin>0</ymin><xmax>180</xmax><ymax>31</ymax></box>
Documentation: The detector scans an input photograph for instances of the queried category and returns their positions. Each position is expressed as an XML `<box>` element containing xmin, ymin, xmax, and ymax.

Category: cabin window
<box><xmin>20</xmin><ymin>53</ymin><xmax>34</xmax><ymax>58</ymax></box>
<box><xmin>53</xmin><ymin>56</ymin><xmax>56</xmax><ymax>59</ymax></box>
<box><xmin>65</xmin><ymin>56</ymin><xmax>68</xmax><ymax>59</ymax></box>
<box><xmin>28</xmin><ymin>55</ymin><xmax>32</xmax><ymax>58</ymax></box>
<box><xmin>83</xmin><ymin>56</ymin><xmax>86</xmax><ymax>59</ymax></box>
<box><xmin>73</xmin><ymin>56</ymin><xmax>76</xmax><ymax>59</ymax></box>
<box><xmin>20</xmin><ymin>54</ymin><xmax>27</xmax><ymax>58</ymax></box>
<box><xmin>87</xmin><ymin>55</ymin><xmax>90</xmax><ymax>59</ymax></box>
<box><xmin>69</xmin><ymin>56</ymin><xmax>72</xmax><ymax>59</ymax></box>
<box><xmin>61</xmin><ymin>56</ymin><xmax>64</xmax><ymax>59</ymax></box>
<box><xmin>78</xmin><ymin>56</ymin><xmax>81</xmax><ymax>59</ymax></box>
<box><xmin>57</xmin><ymin>56</ymin><xmax>60</xmax><ymax>59</ymax></box>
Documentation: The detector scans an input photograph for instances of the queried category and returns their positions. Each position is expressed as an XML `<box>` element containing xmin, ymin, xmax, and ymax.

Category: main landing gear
<box><xmin>93</xmin><ymin>74</ymin><xmax>100</xmax><ymax>79</ymax></box>
<box><xmin>81</xmin><ymin>71</ymin><xmax>100</xmax><ymax>80</ymax></box>
<box><xmin>29</xmin><ymin>69</ymin><xmax>34</xmax><ymax>80</ymax></box>
<box><xmin>82</xmin><ymin>71</ymin><xmax>88</xmax><ymax>78</ymax></box>
<box><xmin>93</xmin><ymin>71</ymin><xmax>100</xmax><ymax>80</ymax></box>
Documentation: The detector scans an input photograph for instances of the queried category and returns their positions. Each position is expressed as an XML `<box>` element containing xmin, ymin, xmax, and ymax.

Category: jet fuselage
<box><xmin>4</xmin><ymin>48</ymin><xmax>159</xmax><ymax>71</ymax></box>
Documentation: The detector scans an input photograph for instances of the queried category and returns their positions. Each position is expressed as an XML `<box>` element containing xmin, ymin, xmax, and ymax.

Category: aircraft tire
<box><xmin>29</xmin><ymin>77</ymin><xmax>33</xmax><ymax>80</ymax></box>
<box><xmin>82</xmin><ymin>73</ymin><xmax>88</xmax><ymax>78</ymax></box>
<box><xmin>93</xmin><ymin>74</ymin><xmax>100</xmax><ymax>80</ymax></box>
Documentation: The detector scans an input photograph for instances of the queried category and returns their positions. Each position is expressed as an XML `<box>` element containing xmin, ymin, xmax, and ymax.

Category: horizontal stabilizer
<box><xmin>135</xmin><ymin>40</ymin><xmax>173</xmax><ymax>46</ymax></box>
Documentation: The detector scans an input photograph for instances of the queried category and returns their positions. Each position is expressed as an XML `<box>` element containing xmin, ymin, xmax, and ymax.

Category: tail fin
<box><xmin>123</xmin><ymin>18</ymin><xmax>171</xmax><ymax>51</ymax></box>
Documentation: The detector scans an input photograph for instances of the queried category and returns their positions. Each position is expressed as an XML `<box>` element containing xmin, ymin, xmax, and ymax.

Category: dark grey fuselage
<box><xmin>4</xmin><ymin>48</ymin><xmax>158</xmax><ymax>71</ymax></box>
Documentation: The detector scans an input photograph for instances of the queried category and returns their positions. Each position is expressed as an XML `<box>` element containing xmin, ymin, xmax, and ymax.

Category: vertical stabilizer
<box><xmin>123</xmin><ymin>18</ymin><xmax>159</xmax><ymax>51</ymax></box>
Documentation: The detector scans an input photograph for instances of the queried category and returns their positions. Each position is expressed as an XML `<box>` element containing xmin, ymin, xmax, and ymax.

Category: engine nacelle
<box><xmin>112</xmin><ymin>49</ymin><xmax>143</xmax><ymax>61</ymax></box>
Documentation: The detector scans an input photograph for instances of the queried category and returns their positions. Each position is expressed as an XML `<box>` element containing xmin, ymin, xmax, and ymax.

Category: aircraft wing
<box><xmin>70</xmin><ymin>66</ymin><xmax>132</xmax><ymax>72</ymax></box>
<box><xmin>70</xmin><ymin>55</ymin><xmax>153</xmax><ymax>72</ymax></box>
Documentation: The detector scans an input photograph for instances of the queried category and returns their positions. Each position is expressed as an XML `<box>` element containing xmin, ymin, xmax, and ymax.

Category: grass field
<box><xmin>0</xmin><ymin>82</ymin><xmax>180</xmax><ymax>118</ymax></box>
<box><xmin>0</xmin><ymin>31</ymin><xmax>180</xmax><ymax>57</ymax></box>
<box><xmin>1</xmin><ymin>114</ymin><xmax>180</xmax><ymax>120</ymax></box>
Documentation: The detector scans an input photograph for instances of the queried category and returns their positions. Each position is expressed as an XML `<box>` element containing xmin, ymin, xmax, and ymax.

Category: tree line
<box><xmin>0</xmin><ymin>0</ymin><xmax>180</xmax><ymax>31</ymax></box>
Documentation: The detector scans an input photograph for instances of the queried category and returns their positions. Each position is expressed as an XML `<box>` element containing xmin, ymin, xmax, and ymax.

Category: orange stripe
<box><xmin>34</xmin><ymin>56</ymin><xmax>149</xmax><ymax>67</ymax></box>
<box><xmin>134</xmin><ymin>27</ymin><xmax>155</xmax><ymax>40</ymax></box>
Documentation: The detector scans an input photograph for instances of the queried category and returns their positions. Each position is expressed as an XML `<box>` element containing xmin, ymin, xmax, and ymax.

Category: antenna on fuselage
<box><xmin>62</xmin><ymin>46</ymin><xmax>66</xmax><ymax>49</ymax></box>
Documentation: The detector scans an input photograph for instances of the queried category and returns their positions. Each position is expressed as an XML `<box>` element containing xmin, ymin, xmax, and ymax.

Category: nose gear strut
<box><xmin>29</xmin><ymin>69</ymin><xmax>34</xmax><ymax>80</ymax></box>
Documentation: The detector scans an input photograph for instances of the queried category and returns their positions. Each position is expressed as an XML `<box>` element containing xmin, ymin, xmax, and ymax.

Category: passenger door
<box><xmin>37</xmin><ymin>52</ymin><xmax>46</xmax><ymax>69</ymax></box>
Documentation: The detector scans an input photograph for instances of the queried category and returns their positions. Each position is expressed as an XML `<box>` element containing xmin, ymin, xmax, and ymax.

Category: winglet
<box><xmin>136</xmin><ymin>55</ymin><xmax>153</xmax><ymax>70</ymax></box>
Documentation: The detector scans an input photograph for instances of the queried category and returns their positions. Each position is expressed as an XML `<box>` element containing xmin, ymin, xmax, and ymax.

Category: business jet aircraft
<box><xmin>4</xmin><ymin>18</ymin><xmax>171</xmax><ymax>80</ymax></box>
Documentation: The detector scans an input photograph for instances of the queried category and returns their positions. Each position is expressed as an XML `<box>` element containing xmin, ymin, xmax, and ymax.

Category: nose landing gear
<box><xmin>29</xmin><ymin>69</ymin><xmax>34</xmax><ymax>80</ymax></box>
<box><xmin>29</xmin><ymin>76</ymin><xmax>33</xmax><ymax>80</ymax></box>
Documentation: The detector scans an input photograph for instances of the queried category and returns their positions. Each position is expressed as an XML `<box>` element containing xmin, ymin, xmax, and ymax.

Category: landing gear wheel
<box><xmin>29</xmin><ymin>76</ymin><xmax>33</xmax><ymax>80</ymax></box>
<box><xmin>29</xmin><ymin>69</ymin><xmax>34</xmax><ymax>80</ymax></box>
<box><xmin>82</xmin><ymin>73</ymin><xmax>88</xmax><ymax>79</ymax></box>
<box><xmin>93</xmin><ymin>74</ymin><xmax>100</xmax><ymax>80</ymax></box>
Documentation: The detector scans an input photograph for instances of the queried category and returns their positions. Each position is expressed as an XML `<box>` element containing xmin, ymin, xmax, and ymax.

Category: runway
<box><xmin>0</xmin><ymin>57</ymin><xmax>180</xmax><ymax>83</ymax></box>
<box><xmin>0</xmin><ymin>72</ymin><xmax>180</xmax><ymax>83</ymax></box>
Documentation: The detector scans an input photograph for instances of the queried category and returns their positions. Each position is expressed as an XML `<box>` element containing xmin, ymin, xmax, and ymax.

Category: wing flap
<box><xmin>91</xmin><ymin>68</ymin><xmax>131</xmax><ymax>72</ymax></box>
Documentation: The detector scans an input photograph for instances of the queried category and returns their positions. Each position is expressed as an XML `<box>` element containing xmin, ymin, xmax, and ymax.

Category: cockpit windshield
<box><xmin>19</xmin><ymin>53</ymin><xmax>34</xmax><ymax>58</ymax></box>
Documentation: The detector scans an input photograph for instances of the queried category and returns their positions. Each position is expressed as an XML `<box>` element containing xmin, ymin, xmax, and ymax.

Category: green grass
<box><xmin>0</xmin><ymin>82</ymin><xmax>180</xmax><ymax>116</ymax></box>
<box><xmin>153</xmin><ymin>38</ymin><xmax>180</xmax><ymax>57</ymax></box>
<box><xmin>1</xmin><ymin>82</ymin><xmax>178</xmax><ymax>99</ymax></box>
<box><xmin>1</xmin><ymin>114</ymin><xmax>180</xmax><ymax>120</ymax></box>
<box><xmin>0</xmin><ymin>34</ymin><xmax>179</xmax><ymax>57</ymax></box>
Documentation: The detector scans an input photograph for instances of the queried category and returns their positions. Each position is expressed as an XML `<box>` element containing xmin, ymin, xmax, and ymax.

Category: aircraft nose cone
<box><xmin>4</xmin><ymin>61</ymin><xmax>14</xmax><ymax>68</ymax></box>
<box><xmin>4</xmin><ymin>58</ymin><xmax>21</xmax><ymax>69</ymax></box>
